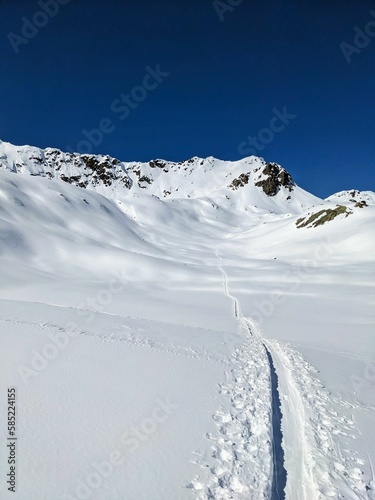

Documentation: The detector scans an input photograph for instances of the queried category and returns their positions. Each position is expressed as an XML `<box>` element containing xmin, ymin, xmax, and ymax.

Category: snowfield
<box><xmin>0</xmin><ymin>140</ymin><xmax>374</xmax><ymax>499</ymax></box>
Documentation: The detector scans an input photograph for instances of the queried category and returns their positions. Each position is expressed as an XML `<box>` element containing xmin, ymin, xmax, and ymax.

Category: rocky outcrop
<box><xmin>0</xmin><ymin>144</ymin><xmax>133</xmax><ymax>191</ymax></box>
<box><xmin>228</xmin><ymin>173</ymin><xmax>250</xmax><ymax>190</ymax></box>
<box><xmin>296</xmin><ymin>205</ymin><xmax>352</xmax><ymax>228</ymax></box>
<box><xmin>255</xmin><ymin>163</ymin><xmax>294</xmax><ymax>196</ymax></box>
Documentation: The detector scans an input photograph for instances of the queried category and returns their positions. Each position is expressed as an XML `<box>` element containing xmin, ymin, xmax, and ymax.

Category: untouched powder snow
<box><xmin>0</xmin><ymin>140</ymin><xmax>374</xmax><ymax>499</ymax></box>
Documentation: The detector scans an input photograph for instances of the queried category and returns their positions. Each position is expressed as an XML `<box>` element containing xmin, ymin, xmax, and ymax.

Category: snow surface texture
<box><xmin>0</xmin><ymin>140</ymin><xmax>374</xmax><ymax>500</ymax></box>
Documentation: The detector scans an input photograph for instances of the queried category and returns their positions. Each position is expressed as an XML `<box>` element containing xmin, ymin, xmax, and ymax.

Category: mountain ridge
<box><xmin>0</xmin><ymin>139</ymin><xmax>373</xmax><ymax>215</ymax></box>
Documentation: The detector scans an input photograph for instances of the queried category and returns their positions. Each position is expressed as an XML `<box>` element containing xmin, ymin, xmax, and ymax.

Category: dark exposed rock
<box><xmin>30</xmin><ymin>156</ymin><xmax>43</xmax><ymax>164</ymax></box>
<box><xmin>278</xmin><ymin>170</ymin><xmax>293</xmax><ymax>187</ymax></box>
<box><xmin>122</xmin><ymin>177</ymin><xmax>132</xmax><ymax>189</ymax></box>
<box><xmin>79</xmin><ymin>155</ymin><xmax>130</xmax><ymax>187</ymax></box>
<box><xmin>138</xmin><ymin>175</ymin><xmax>152</xmax><ymax>185</ymax></box>
<box><xmin>228</xmin><ymin>173</ymin><xmax>250</xmax><ymax>190</ymax></box>
<box><xmin>296</xmin><ymin>205</ymin><xmax>352</xmax><ymax>228</ymax></box>
<box><xmin>262</xmin><ymin>163</ymin><xmax>279</xmax><ymax>177</ymax></box>
<box><xmin>61</xmin><ymin>175</ymin><xmax>81</xmax><ymax>184</ymax></box>
<box><xmin>255</xmin><ymin>163</ymin><xmax>294</xmax><ymax>196</ymax></box>
<box><xmin>255</xmin><ymin>176</ymin><xmax>279</xmax><ymax>196</ymax></box>
<box><xmin>354</xmin><ymin>200</ymin><xmax>367</xmax><ymax>208</ymax></box>
<box><xmin>149</xmin><ymin>159</ymin><xmax>166</xmax><ymax>169</ymax></box>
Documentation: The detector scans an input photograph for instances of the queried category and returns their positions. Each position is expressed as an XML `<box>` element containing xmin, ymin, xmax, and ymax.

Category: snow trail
<box><xmin>263</xmin><ymin>340</ymin><xmax>317</xmax><ymax>499</ymax></box>
<box><xmin>188</xmin><ymin>251</ymin><xmax>372</xmax><ymax>499</ymax></box>
<box><xmin>216</xmin><ymin>251</ymin><xmax>241</xmax><ymax>320</ymax></box>
<box><xmin>219</xmin><ymin>252</ymin><xmax>288</xmax><ymax>497</ymax></box>
<box><xmin>187</xmin><ymin>252</ymin><xmax>286</xmax><ymax>498</ymax></box>
<box><xmin>216</xmin><ymin>249</ymin><xmax>287</xmax><ymax>497</ymax></box>
<box><xmin>264</xmin><ymin>346</ymin><xmax>287</xmax><ymax>500</ymax></box>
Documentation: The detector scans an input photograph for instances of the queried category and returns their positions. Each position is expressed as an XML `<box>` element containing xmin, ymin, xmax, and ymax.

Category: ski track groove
<box><xmin>188</xmin><ymin>252</ymin><xmax>373</xmax><ymax>499</ymax></box>
<box><xmin>188</xmin><ymin>253</ymin><xmax>286</xmax><ymax>499</ymax></box>
<box><xmin>218</xmin><ymin>251</ymin><xmax>287</xmax><ymax>499</ymax></box>
<box><xmin>2</xmin><ymin>272</ymin><xmax>372</xmax><ymax>497</ymax></box>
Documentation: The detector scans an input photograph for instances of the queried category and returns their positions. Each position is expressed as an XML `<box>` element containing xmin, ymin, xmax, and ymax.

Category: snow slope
<box><xmin>326</xmin><ymin>190</ymin><xmax>375</xmax><ymax>206</ymax></box>
<box><xmin>0</xmin><ymin>140</ymin><xmax>374</xmax><ymax>499</ymax></box>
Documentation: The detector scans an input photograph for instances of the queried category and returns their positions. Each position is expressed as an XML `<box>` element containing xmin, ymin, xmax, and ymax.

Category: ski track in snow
<box><xmin>266</xmin><ymin>339</ymin><xmax>374</xmax><ymax>499</ymax></box>
<box><xmin>187</xmin><ymin>252</ymin><xmax>373</xmax><ymax>499</ymax></box>
<box><xmin>264</xmin><ymin>346</ymin><xmax>287</xmax><ymax>499</ymax></box>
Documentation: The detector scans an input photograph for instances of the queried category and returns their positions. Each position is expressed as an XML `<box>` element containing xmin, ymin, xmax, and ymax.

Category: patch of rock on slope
<box><xmin>254</xmin><ymin>162</ymin><xmax>295</xmax><ymax>197</ymax></box>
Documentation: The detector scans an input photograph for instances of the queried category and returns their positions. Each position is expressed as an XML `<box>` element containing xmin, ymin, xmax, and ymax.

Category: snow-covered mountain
<box><xmin>326</xmin><ymin>189</ymin><xmax>375</xmax><ymax>206</ymax></box>
<box><xmin>2</xmin><ymin>139</ymin><xmax>374</xmax><ymax>219</ymax></box>
<box><xmin>1</xmin><ymin>139</ymin><xmax>374</xmax><ymax>500</ymax></box>
<box><xmin>0</xmin><ymin>139</ymin><xmax>322</xmax><ymax>214</ymax></box>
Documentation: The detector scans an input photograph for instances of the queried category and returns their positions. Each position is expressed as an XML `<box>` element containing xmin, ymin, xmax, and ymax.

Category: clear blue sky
<box><xmin>1</xmin><ymin>0</ymin><xmax>374</xmax><ymax>197</ymax></box>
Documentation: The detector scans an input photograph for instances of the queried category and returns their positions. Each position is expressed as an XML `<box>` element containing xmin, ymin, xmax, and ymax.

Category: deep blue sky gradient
<box><xmin>1</xmin><ymin>0</ymin><xmax>374</xmax><ymax>197</ymax></box>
